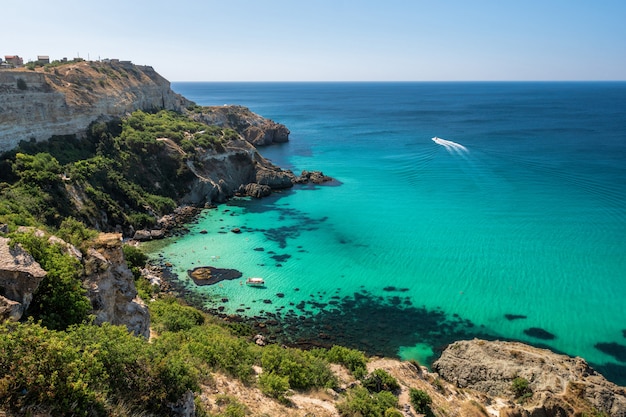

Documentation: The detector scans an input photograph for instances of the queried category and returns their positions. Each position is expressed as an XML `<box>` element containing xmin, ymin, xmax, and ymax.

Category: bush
<box><xmin>511</xmin><ymin>376</ymin><xmax>532</xmax><ymax>401</ymax></box>
<box><xmin>10</xmin><ymin>231</ymin><xmax>91</xmax><ymax>330</ymax></box>
<box><xmin>149</xmin><ymin>297</ymin><xmax>205</xmax><ymax>332</ymax></box>
<box><xmin>337</xmin><ymin>386</ymin><xmax>398</xmax><ymax>417</ymax></box>
<box><xmin>57</xmin><ymin>216</ymin><xmax>97</xmax><ymax>248</ymax></box>
<box><xmin>409</xmin><ymin>388</ymin><xmax>432</xmax><ymax>414</ymax></box>
<box><xmin>16</xmin><ymin>78</ymin><xmax>27</xmax><ymax>90</ymax></box>
<box><xmin>213</xmin><ymin>395</ymin><xmax>248</xmax><ymax>417</ymax></box>
<box><xmin>261</xmin><ymin>344</ymin><xmax>337</xmax><ymax>391</ymax></box>
<box><xmin>123</xmin><ymin>243</ymin><xmax>148</xmax><ymax>269</ymax></box>
<box><xmin>322</xmin><ymin>345</ymin><xmax>368</xmax><ymax>379</ymax></box>
<box><xmin>384</xmin><ymin>408</ymin><xmax>404</xmax><ymax>417</ymax></box>
<box><xmin>258</xmin><ymin>372</ymin><xmax>290</xmax><ymax>403</ymax></box>
<box><xmin>362</xmin><ymin>369</ymin><xmax>400</xmax><ymax>393</ymax></box>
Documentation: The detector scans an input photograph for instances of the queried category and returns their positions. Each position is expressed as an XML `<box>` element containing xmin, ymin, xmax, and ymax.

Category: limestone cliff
<box><xmin>179</xmin><ymin>136</ymin><xmax>296</xmax><ymax>205</ymax></box>
<box><xmin>0</xmin><ymin>61</ymin><xmax>189</xmax><ymax>152</ymax></box>
<box><xmin>433</xmin><ymin>339</ymin><xmax>626</xmax><ymax>417</ymax></box>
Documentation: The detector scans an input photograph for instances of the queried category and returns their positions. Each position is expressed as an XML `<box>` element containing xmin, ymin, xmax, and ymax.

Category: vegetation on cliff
<box><xmin>0</xmin><ymin>109</ymin><xmax>235</xmax><ymax>233</ymax></box>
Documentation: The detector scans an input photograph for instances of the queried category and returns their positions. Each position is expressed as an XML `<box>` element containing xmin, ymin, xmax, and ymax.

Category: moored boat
<box><xmin>246</xmin><ymin>277</ymin><xmax>265</xmax><ymax>287</ymax></box>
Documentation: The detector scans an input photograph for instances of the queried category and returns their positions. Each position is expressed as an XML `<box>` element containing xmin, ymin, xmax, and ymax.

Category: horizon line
<box><xmin>171</xmin><ymin>79</ymin><xmax>626</xmax><ymax>83</ymax></box>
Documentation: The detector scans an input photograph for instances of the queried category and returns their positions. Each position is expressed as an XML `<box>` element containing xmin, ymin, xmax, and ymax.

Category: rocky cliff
<box><xmin>0</xmin><ymin>61</ymin><xmax>189</xmax><ymax>152</ymax></box>
<box><xmin>433</xmin><ymin>339</ymin><xmax>626</xmax><ymax>417</ymax></box>
<box><xmin>191</xmin><ymin>105</ymin><xmax>290</xmax><ymax>146</ymax></box>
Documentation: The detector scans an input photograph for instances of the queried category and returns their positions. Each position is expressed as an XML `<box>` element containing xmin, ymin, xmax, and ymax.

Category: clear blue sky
<box><xmin>4</xmin><ymin>0</ymin><xmax>626</xmax><ymax>81</ymax></box>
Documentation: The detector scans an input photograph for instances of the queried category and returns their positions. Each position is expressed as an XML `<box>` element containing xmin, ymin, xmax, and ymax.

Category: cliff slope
<box><xmin>0</xmin><ymin>61</ymin><xmax>189</xmax><ymax>152</ymax></box>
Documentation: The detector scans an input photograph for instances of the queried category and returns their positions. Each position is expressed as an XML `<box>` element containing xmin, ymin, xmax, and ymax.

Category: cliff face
<box><xmin>0</xmin><ymin>61</ymin><xmax>190</xmax><ymax>152</ymax></box>
<box><xmin>433</xmin><ymin>339</ymin><xmax>626</xmax><ymax>417</ymax></box>
<box><xmin>180</xmin><ymin>136</ymin><xmax>296</xmax><ymax>206</ymax></box>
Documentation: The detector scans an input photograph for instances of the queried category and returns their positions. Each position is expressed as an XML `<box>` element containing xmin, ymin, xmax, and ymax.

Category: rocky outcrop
<box><xmin>83</xmin><ymin>233</ymin><xmax>150</xmax><ymax>338</ymax></box>
<box><xmin>180</xmin><ymin>137</ymin><xmax>296</xmax><ymax>205</ymax></box>
<box><xmin>433</xmin><ymin>339</ymin><xmax>626</xmax><ymax>417</ymax></box>
<box><xmin>190</xmin><ymin>105</ymin><xmax>289</xmax><ymax>146</ymax></box>
<box><xmin>0</xmin><ymin>237</ymin><xmax>47</xmax><ymax>321</ymax></box>
<box><xmin>0</xmin><ymin>61</ymin><xmax>190</xmax><ymax>152</ymax></box>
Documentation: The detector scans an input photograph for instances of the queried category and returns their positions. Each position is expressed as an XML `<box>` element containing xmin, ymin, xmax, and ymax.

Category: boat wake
<box><xmin>432</xmin><ymin>136</ymin><xmax>468</xmax><ymax>155</ymax></box>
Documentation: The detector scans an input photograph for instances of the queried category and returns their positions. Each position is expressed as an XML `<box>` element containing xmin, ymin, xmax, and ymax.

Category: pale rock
<box><xmin>0</xmin><ymin>237</ymin><xmax>47</xmax><ymax>321</ymax></box>
<box><xmin>433</xmin><ymin>339</ymin><xmax>626</xmax><ymax>417</ymax></box>
<box><xmin>83</xmin><ymin>233</ymin><xmax>150</xmax><ymax>337</ymax></box>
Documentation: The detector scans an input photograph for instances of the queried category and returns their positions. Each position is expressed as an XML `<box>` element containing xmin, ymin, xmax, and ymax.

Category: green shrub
<box><xmin>57</xmin><ymin>216</ymin><xmax>97</xmax><ymax>248</ymax></box>
<box><xmin>362</xmin><ymin>369</ymin><xmax>400</xmax><ymax>393</ymax></box>
<box><xmin>258</xmin><ymin>372</ymin><xmax>290</xmax><ymax>403</ymax></box>
<box><xmin>409</xmin><ymin>388</ymin><xmax>432</xmax><ymax>414</ymax></box>
<box><xmin>149</xmin><ymin>296</ymin><xmax>205</xmax><ymax>332</ymax></box>
<box><xmin>123</xmin><ymin>244</ymin><xmax>148</xmax><ymax>269</ymax></box>
<box><xmin>10</xmin><ymin>231</ymin><xmax>91</xmax><ymax>330</ymax></box>
<box><xmin>213</xmin><ymin>395</ymin><xmax>248</xmax><ymax>417</ymax></box>
<box><xmin>322</xmin><ymin>345</ymin><xmax>368</xmax><ymax>379</ymax></box>
<box><xmin>384</xmin><ymin>408</ymin><xmax>404</xmax><ymax>417</ymax></box>
<box><xmin>261</xmin><ymin>344</ymin><xmax>337</xmax><ymax>391</ymax></box>
<box><xmin>185</xmin><ymin>325</ymin><xmax>258</xmax><ymax>382</ymax></box>
<box><xmin>511</xmin><ymin>376</ymin><xmax>532</xmax><ymax>401</ymax></box>
<box><xmin>0</xmin><ymin>321</ymin><xmax>106</xmax><ymax>416</ymax></box>
<box><xmin>337</xmin><ymin>386</ymin><xmax>398</xmax><ymax>417</ymax></box>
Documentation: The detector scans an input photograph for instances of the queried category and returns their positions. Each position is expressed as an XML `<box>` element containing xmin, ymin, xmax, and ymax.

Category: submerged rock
<box><xmin>188</xmin><ymin>266</ymin><xmax>243</xmax><ymax>286</ymax></box>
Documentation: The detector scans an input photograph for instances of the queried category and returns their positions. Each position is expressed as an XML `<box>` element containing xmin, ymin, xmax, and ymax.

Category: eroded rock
<box><xmin>433</xmin><ymin>339</ymin><xmax>626</xmax><ymax>417</ymax></box>
<box><xmin>0</xmin><ymin>237</ymin><xmax>47</xmax><ymax>321</ymax></box>
<box><xmin>83</xmin><ymin>233</ymin><xmax>150</xmax><ymax>337</ymax></box>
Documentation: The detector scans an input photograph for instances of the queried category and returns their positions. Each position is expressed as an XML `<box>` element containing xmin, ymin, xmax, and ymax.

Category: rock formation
<box><xmin>0</xmin><ymin>61</ymin><xmax>189</xmax><ymax>152</ymax></box>
<box><xmin>433</xmin><ymin>339</ymin><xmax>626</xmax><ymax>417</ymax></box>
<box><xmin>190</xmin><ymin>105</ymin><xmax>289</xmax><ymax>146</ymax></box>
<box><xmin>0</xmin><ymin>237</ymin><xmax>47</xmax><ymax>321</ymax></box>
<box><xmin>83</xmin><ymin>233</ymin><xmax>150</xmax><ymax>338</ymax></box>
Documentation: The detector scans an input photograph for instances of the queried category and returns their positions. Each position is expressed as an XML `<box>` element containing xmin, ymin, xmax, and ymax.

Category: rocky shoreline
<box><xmin>131</xmin><ymin>169</ymin><xmax>335</xmax><ymax>242</ymax></box>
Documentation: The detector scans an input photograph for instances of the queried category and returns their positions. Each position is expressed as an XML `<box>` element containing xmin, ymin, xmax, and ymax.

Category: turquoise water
<box><xmin>154</xmin><ymin>82</ymin><xmax>626</xmax><ymax>384</ymax></box>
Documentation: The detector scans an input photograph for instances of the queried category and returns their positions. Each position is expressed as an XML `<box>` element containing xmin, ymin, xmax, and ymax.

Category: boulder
<box><xmin>296</xmin><ymin>170</ymin><xmax>334</xmax><ymax>184</ymax></box>
<box><xmin>0</xmin><ymin>237</ymin><xmax>47</xmax><ymax>321</ymax></box>
<box><xmin>238</xmin><ymin>183</ymin><xmax>272</xmax><ymax>198</ymax></box>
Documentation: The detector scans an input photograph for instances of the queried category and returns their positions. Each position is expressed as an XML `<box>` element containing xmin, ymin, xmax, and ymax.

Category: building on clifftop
<box><xmin>3</xmin><ymin>55</ymin><xmax>23</xmax><ymax>67</ymax></box>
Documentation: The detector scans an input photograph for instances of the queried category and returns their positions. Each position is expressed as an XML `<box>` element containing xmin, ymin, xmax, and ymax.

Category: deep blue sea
<box><xmin>155</xmin><ymin>82</ymin><xmax>626</xmax><ymax>384</ymax></box>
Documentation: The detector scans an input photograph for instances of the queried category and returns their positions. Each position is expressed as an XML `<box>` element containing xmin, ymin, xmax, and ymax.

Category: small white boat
<box><xmin>246</xmin><ymin>277</ymin><xmax>265</xmax><ymax>287</ymax></box>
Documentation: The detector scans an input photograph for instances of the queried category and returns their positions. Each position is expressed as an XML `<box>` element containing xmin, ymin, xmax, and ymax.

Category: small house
<box><xmin>4</xmin><ymin>55</ymin><xmax>24</xmax><ymax>67</ymax></box>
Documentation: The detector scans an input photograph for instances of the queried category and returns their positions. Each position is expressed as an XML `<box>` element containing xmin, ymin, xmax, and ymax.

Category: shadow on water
<box><xmin>159</xmin><ymin>266</ymin><xmax>626</xmax><ymax>386</ymax></box>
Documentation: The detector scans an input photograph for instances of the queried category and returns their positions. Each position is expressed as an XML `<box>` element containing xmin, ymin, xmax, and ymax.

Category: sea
<box><xmin>149</xmin><ymin>82</ymin><xmax>626</xmax><ymax>385</ymax></box>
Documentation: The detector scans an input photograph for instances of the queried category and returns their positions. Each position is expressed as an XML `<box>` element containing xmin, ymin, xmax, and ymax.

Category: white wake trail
<box><xmin>432</xmin><ymin>137</ymin><xmax>468</xmax><ymax>155</ymax></box>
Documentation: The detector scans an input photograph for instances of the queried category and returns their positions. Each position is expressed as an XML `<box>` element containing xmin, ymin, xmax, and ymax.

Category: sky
<box><xmin>3</xmin><ymin>0</ymin><xmax>626</xmax><ymax>81</ymax></box>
